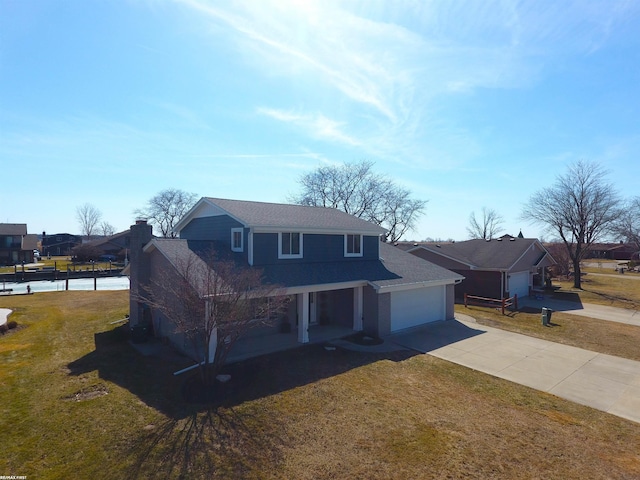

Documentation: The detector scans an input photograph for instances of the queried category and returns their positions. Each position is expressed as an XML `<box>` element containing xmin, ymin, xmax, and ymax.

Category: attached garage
<box><xmin>508</xmin><ymin>271</ymin><xmax>530</xmax><ymax>299</ymax></box>
<box><xmin>390</xmin><ymin>285</ymin><xmax>445</xmax><ymax>332</ymax></box>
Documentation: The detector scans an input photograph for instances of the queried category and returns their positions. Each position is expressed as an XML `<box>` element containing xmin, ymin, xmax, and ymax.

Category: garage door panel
<box><xmin>509</xmin><ymin>271</ymin><xmax>530</xmax><ymax>299</ymax></box>
<box><xmin>390</xmin><ymin>286</ymin><xmax>444</xmax><ymax>332</ymax></box>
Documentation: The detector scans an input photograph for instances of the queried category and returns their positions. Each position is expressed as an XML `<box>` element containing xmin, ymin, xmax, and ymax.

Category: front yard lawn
<box><xmin>1</xmin><ymin>291</ymin><xmax>639</xmax><ymax>479</ymax></box>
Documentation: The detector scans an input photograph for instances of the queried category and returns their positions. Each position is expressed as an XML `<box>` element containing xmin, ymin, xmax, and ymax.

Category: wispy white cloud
<box><xmin>173</xmin><ymin>0</ymin><xmax>639</xmax><ymax>170</ymax></box>
<box><xmin>258</xmin><ymin>107</ymin><xmax>362</xmax><ymax>147</ymax></box>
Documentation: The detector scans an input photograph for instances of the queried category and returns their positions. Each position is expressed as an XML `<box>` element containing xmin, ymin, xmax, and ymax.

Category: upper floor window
<box><xmin>345</xmin><ymin>234</ymin><xmax>362</xmax><ymax>257</ymax></box>
<box><xmin>231</xmin><ymin>228</ymin><xmax>243</xmax><ymax>252</ymax></box>
<box><xmin>279</xmin><ymin>232</ymin><xmax>302</xmax><ymax>259</ymax></box>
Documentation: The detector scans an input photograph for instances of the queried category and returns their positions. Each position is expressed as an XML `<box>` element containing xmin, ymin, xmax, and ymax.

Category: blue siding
<box><xmin>252</xmin><ymin>232</ymin><xmax>380</xmax><ymax>265</ymax></box>
<box><xmin>180</xmin><ymin>216</ymin><xmax>248</xmax><ymax>261</ymax></box>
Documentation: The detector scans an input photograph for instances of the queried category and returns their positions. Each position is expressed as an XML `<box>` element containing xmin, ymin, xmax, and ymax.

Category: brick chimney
<box><xmin>128</xmin><ymin>220</ymin><xmax>153</xmax><ymax>327</ymax></box>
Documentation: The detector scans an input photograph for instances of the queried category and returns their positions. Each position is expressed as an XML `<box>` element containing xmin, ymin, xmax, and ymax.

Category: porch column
<box><xmin>297</xmin><ymin>292</ymin><xmax>309</xmax><ymax>343</ymax></box>
<box><xmin>353</xmin><ymin>286</ymin><xmax>363</xmax><ymax>331</ymax></box>
<box><xmin>208</xmin><ymin>327</ymin><xmax>217</xmax><ymax>364</ymax></box>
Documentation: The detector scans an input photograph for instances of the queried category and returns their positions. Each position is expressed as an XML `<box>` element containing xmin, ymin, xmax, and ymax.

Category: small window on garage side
<box><xmin>231</xmin><ymin>228</ymin><xmax>243</xmax><ymax>252</ymax></box>
<box><xmin>345</xmin><ymin>234</ymin><xmax>362</xmax><ymax>257</ymax></box>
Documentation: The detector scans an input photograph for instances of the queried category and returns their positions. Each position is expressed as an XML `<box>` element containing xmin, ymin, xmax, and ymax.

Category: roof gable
<box><xmin>175</xmin><ymin>197</ymin><xmax>386</xmax><ymax>236</ymax></box>
<box><xmin>412</xmin><ymin>237</ymin><xmax>550</xmax><ymax>271</ymax></box>
<box><xmin>0</xmin><ymin>223</ymin><xmax>27</xmax><ymax>236</ymax></box>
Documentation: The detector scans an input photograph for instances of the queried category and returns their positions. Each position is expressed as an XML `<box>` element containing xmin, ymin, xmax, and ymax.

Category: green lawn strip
<box><xmin>2</xmin><ymin>291</ymin><xmax>640</xmax><ymax>478</ymax></box>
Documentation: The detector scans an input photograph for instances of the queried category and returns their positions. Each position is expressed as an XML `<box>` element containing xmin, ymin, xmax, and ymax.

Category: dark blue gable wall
<box><xmin>180</xmin><ymin>216</ymin><xmax>380</xmax><ymax>266</ymax></box>
<box><xmin>252</xmin><ymin>233</ymin><xmax>379</xmax><ymax>265</ymax></box>
<box><xmin>180</xmin><ymin>216</ymin><xmax>248</xmax><ymax>261</ymax></box>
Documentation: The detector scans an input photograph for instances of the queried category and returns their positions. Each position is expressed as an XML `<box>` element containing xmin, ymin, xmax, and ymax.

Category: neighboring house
<box><xmin>397</xmin><ymin>234</ymin><xmax>555</xmax><ymax>301</ymax></box>
<box><xmin>83</xmin><ymin>229</ymin><xmax>132</xmax><ymax>260</ymax></box>
<box><xmin>586</xmin><ymin>242</ymin><xmax>639</xmax><ymax>261</ymax></box>
<box><xmin>0</xmin><ymin>224</ymin><xmax>37</xmax><ymax>265</ymax></box>
<box><xmin>128</xmin><ymin>197</ymin><xmax>463</xmax><ymax>363</ymax></box>
<box><xmin>42</xmin><ymin>233</ymin><xmax>80</xmax><ymax>257</ymax></box>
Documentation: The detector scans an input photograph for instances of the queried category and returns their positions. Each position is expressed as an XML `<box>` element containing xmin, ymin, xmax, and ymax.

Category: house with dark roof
<box><xmin>397</xmin><ymin>235</ymin><xmax>555</xmax><ymax>301</ymax></box>
<box><xmin>0</xmin><ymin>224</ymin><xmax>37</xmax><ymax>265</ymax></box>
<box><xmin>83</xmin><ymin>229</ymin><xmax>132</xmax><ymax>260</ymax></box>
<box><xmin>41</xmin><ymin>233</ymin><xmax>80</xmax><ymax>257</ymax></box>
<box><xmin>128</xmin><ymin>197</ymin><xmax>463</xmax><ymax>362</ymax></box>
<box><xmin>585</xmin><ymin>242</ymin><xmax>639</xmax><ymax>261</ymax></box>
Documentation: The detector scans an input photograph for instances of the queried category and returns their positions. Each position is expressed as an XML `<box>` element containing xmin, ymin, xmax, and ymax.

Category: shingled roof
<box><xmin>405</xmin><ymin>237</ymin><xmax>548</xmax><ymax>270</ymax></box>
<box><xmin>0</xmin><ymin>224</ymin><xmax>27</xmax><ymax>236</ymax></box>
<box><xmin>145</xmin><ymin>239</ymin><xmax>462</xmax><ymax>292</ymax></box>
<box><xmin>177</xmin><ymin>197</ymin><xmax>387</xmax><ymax>235</ymax></box>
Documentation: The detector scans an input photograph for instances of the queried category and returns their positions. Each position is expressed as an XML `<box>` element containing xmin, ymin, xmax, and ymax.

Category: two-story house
<box><xmin>0</xmin><ymin>223</ymin><xmax>38</xmax><ymax>266</ymax></box>
<box><xmin>128</xmin><ymin>197</ymin><xmax>463</xmax><ymax>363</ymax></box>
<box><xmin>41</xmin><ymin>232</ymin><xmax>80</xmax><ymax>257</ymax></box>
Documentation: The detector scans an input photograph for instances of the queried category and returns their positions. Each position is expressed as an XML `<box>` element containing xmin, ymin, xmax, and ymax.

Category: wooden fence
<box><xmin>464</xmin><ymin>293</ymin><xmax>518</xmax><ymax>315</ymax></box>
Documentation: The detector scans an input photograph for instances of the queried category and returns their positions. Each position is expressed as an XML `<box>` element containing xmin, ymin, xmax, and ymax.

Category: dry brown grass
<box><xmin>553</xmin><ymin>273</ymin><xmax>640</xmax><ymax>310</ymax></box>
<box><xmin>2</xmin><ymin>291</ymin><xmax>640</xmax><ymax>479</ymax></box>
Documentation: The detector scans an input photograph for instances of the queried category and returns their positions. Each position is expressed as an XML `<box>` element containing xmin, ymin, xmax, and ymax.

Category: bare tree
<box><xmin>467</xmin><ymin>207</ymin><xmax>504</xmax><ymax>240</ymax></box>
<box><xmin>290</xmin><ymin>160</ymin><xmax>427</xmax><ymax>242</ymax></box>
<box><xmin>143</xmin><ymin>248</ymin><xmax>288</xmax><ymax>389</ymax></box>
<box><xmin>545</xmin><ymin>242</ymin><xmax>572</xmax><ymax>278</ymax></box>
<box><xmin>611</xmin><ymin>197</ymin><xmax>640</xmax><ymax>258</ymax></box>
<box><xmin>76</xmin><ymin>203</ymin><xmax>102</xmax><ymax>238</ymax></box>
<box><xmin>521</xmin><ymin>160</ymin><xmax>621</xmax><ymax>289</ymax></box>
<box><xmin>99</xmin><ymin>221</ymin><xmax>116</xmax><ymax>237</ymax></box>
<box><xmin>135</xmin><ymin>189</ymin><xmax>198</xmax><ymax>238</ymax></box>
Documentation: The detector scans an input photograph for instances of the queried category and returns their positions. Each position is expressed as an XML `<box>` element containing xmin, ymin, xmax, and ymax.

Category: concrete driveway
<box><xmin>520</xmin><ymin>297</ymin><xmax>640</xmax><ymax>327</ymax></box>
<box><xmin>390</xmin><ymin>314</ymin><xmax>640</xmax><ymax>424</ymax></box>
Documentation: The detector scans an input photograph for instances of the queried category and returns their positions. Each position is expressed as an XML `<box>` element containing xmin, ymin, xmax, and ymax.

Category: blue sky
<box><xmin>1</xmin><ymin>0</ymin><xmax>639</xmax><ymax>241</ymax></box>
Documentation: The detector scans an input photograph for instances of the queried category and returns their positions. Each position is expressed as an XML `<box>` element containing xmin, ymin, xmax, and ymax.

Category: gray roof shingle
<box><xmin>205</xmin><ymin>198</ymin><xmax>386</xmax><ymax>234</ymax></box>
<box><xmin>148</xmin><ymin>239</ymin><xmax>462</xmax><ymax>292</ymax></box>
<box><xmin>0</xmin><ymin>224</ymin><xmax>27</xmax><ymax>236</ymax></box>
<box><xmin>405</xmin><ymin>237</ymin><xmax>544</xmax><ymax>270</ymax></box>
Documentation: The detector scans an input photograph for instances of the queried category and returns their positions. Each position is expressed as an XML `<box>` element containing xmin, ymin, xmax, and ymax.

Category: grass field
<box><xmin>1</xmin><ymin>290</ymin><xmax>640</xmax><ymax>479</ymax></box>
<box><xmin>0</xmin><ymin>256</ymin><xmax>118</xmax><ymax>274</ymax></box>
<box><xmin>458</xmin><ymin>269</ymin><xmax>640</xmax><ymax>361</ymax></box>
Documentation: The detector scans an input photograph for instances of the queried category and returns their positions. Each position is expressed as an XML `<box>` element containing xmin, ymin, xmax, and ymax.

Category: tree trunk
<box><xmin>573</xmin><ymin>258</ymin><xmax>582</xmax><ymax>289</ymax></box>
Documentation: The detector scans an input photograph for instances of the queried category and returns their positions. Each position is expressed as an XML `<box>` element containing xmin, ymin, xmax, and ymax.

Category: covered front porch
<box><xmin>227</xmin><ymin>284</ymin><xmax>366</xmax><ymax>363</ymax></box>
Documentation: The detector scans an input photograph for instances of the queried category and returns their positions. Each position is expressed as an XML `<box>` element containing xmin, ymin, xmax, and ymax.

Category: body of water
<box><xmin>0</xmin><ymin>276</ymin><xmax>130</xmax><ymax>294</ymax></box>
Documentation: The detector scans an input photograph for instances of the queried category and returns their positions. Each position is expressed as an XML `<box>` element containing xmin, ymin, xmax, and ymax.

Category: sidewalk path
<box><xmin>390</xmin><ymin>315</ymin><xmax>640</xmax><ymax>424</ymax></box>
<box><xmin>520</xmin><ymin>297</ymin><xmax>640</xmax><ymax>327</ymax></box>
<box><xmin>0</xmin><ymin>308</ymin><xmax>11</xmax><ymax>326</ymax></box>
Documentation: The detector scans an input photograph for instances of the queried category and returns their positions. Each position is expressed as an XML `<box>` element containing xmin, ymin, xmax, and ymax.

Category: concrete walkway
<box><xmin>0</xmin><ymin>308</ymin><xmax>10</xmax><ymax>327</ymax></box>
<box><xmin>520</xmin><ymin>297</ymin><xmax>640</xmax><ymax>327</ymax></box>
<box><xmin>390</xmin><ymin>315</ymin><xmax>640</xmax><ymax>424</ymax></box>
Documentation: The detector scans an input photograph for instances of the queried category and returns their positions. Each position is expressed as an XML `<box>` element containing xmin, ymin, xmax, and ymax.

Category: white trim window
<box><xmin>279</xmin><ymin>232</ymin><xmax>303</xmax><ymax>259</ymax></box>
<box><xmin>231</xmin><ymin>228</ymin><xmax>243</xmax><ymax>252</ymax></box>
<box><xmin>345</xmin><ymin>234</ymin><xmax>363</xmax><ymax>257</ymax></box>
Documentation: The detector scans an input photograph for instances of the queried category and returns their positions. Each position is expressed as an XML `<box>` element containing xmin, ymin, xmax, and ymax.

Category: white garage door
<box><xmin>508</xmin><ymin>271</ymin><xmax>530</xmax><ymax>299</ymax></box>
<box><xmin>390</xmin><ymin>286</ymin><xmax>445</xmax><ymax>332</ymax></box>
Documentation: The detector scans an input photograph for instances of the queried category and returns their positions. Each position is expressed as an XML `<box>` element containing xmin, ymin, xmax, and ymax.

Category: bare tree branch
<box><xmin>139</xmin><ymin>248</ymin><xmax>288</xmax><ymax>388</ymax></box>
<box><xmin>135</xmin><ymin>189</ymin><xmax>198</xmax><ymax>238</ymax></box>
<box><xmin>611</xmin><ymin>197</ymin><xmax>640</xmax><ymax>257</ymax></box>
<box><xmin>76</xmin><ymin>203</ymin><xmax>102</xmax><ymax>238</ymax></box>
<box><xmin>99</xmin><ymin>221</ymin><xmax>116</xmax><ymax>237</ymax></box>
<box><xmin>467</xmin><ymin>207</ymin><xmax>504</xmax><ymax>240</ymax></box>
<box><xmin>521</xmin><ymin>160</ymin><xmax>622</xmax><ymax>288</ymax></box>
<box><xmin>290</xmin><ymin>160</ymin><xmax>427</xmax><ymax>242</ymax></box>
